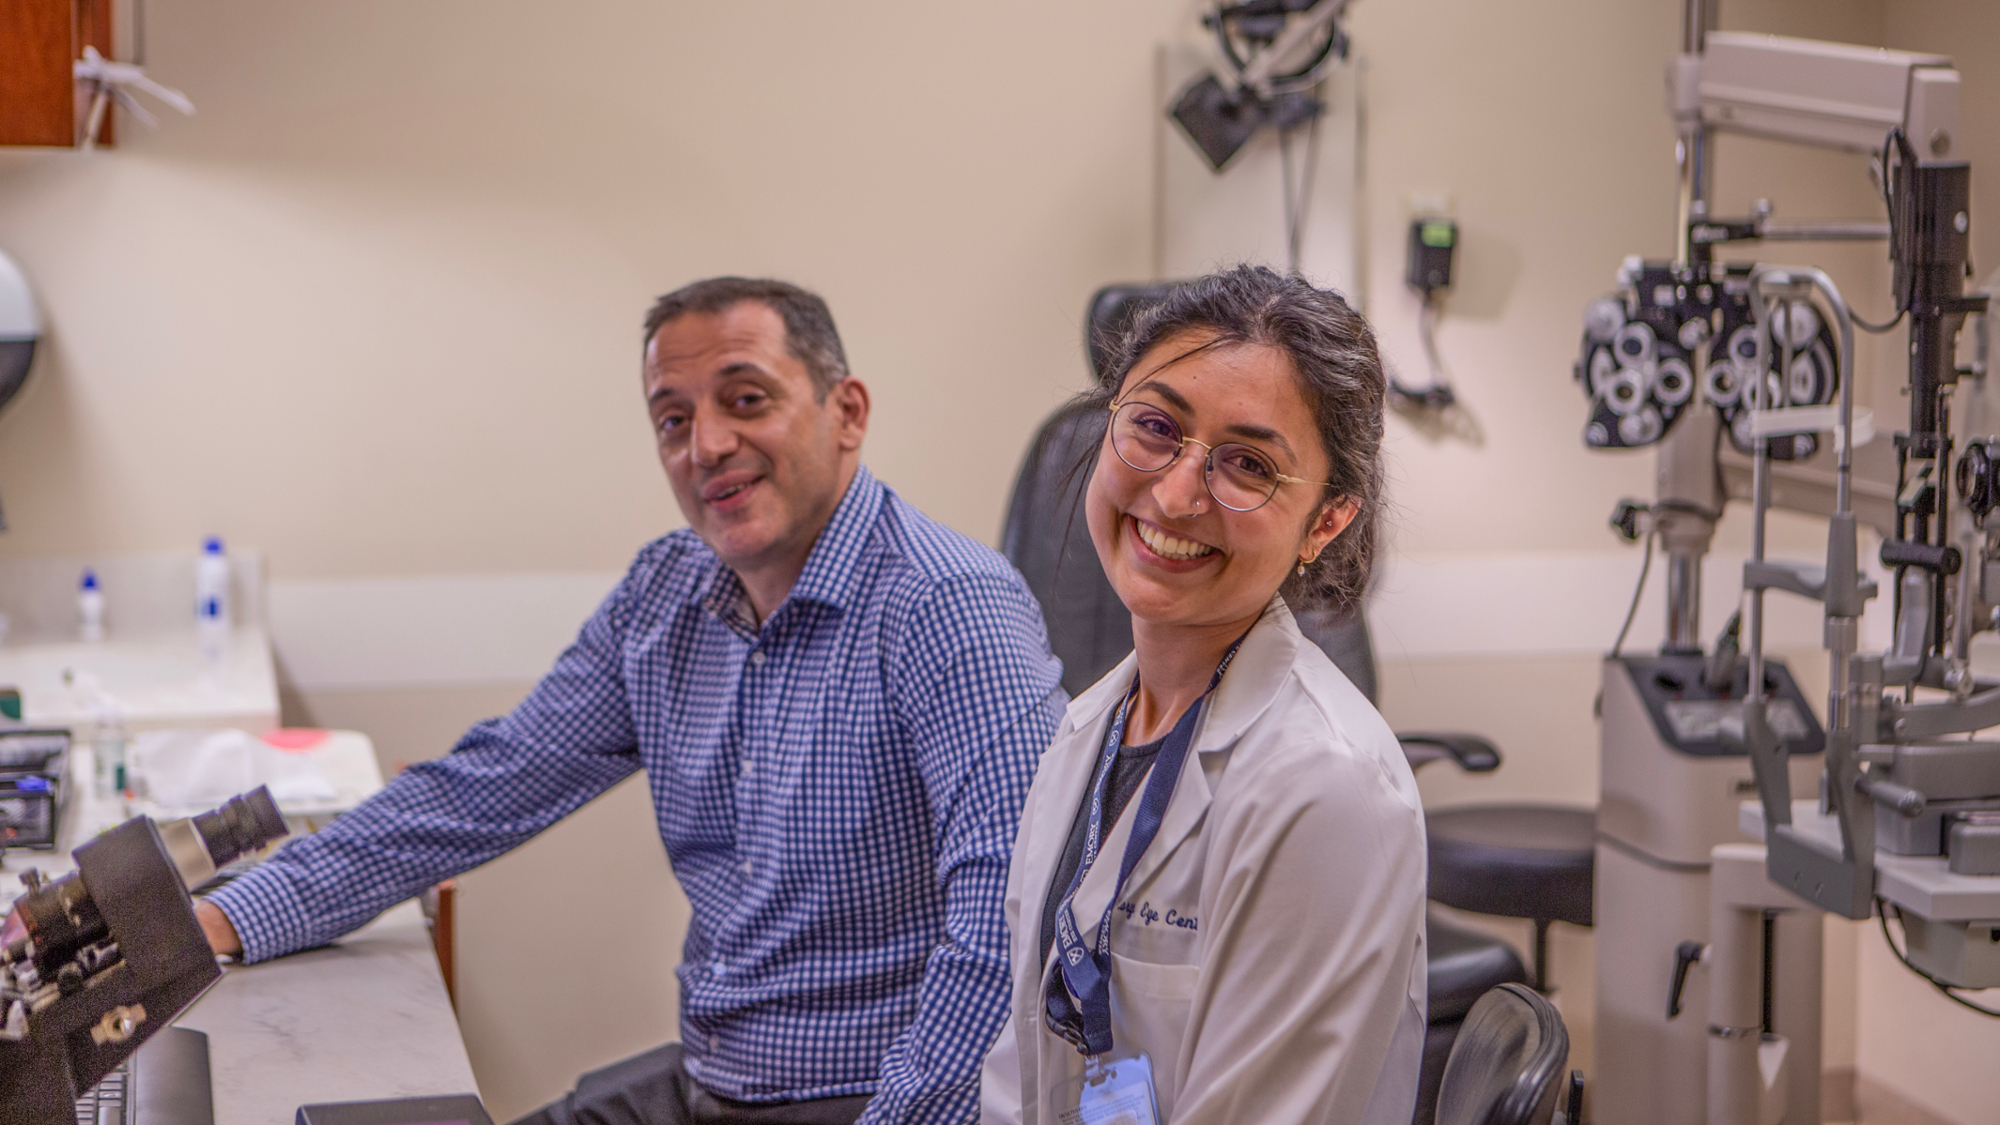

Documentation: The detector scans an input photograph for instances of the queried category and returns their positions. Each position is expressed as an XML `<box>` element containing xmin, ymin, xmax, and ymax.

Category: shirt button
<box><xmin>748</xmin><ymin>651</ymin><xmax>767</xmax><ymax>667</ymax></box>
<box><xmin>740</xmin><ymin>760</ymin><xmax>754</xmax><ymax>777</ymax></box>
<box><xmin>739</xmin><ymin>860</ymin><xmax>754</xmax><ymax>876</ymax></box>
<box><xmin>708</xmin><ymin>1034</ymin><xmax>720</xmax><ymax>1050</ymax></box>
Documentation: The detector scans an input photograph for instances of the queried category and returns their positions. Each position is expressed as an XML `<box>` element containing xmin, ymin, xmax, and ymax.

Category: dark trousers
<box><xmin>508</xmin><ymin>1043</ymin><xmax>873</xmax><ymax>1125</ymax></box>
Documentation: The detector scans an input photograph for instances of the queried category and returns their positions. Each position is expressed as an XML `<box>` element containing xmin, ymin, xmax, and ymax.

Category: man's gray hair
<box><xmin>643</xmin><ymin>277</ymin><xmax>850</xmax><ymax>398</ymax></box>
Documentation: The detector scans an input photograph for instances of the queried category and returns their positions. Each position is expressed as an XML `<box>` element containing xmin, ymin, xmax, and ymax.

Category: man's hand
<box><xmin>195</xmin><ymin>899</ymin><xmax>243</xmax><ymax>957</ymax></box>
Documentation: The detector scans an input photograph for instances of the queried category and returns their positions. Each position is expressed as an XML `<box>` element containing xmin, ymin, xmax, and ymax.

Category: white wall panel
<box><xmin>269</xmin><ymin>572</ymin><xmax>617</xmax><ymax>690</ymax></box>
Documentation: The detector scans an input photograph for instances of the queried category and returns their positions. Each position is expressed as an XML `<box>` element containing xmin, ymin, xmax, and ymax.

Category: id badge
<box><xmin>1055</xmin><ymin>1053</ymin><xmax>1161</xmax><ymax>1125</ymax></box>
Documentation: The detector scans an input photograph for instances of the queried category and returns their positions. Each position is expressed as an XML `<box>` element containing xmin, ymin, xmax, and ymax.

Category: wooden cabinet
<box><xmin>0</xmin><ymin>0</ymin><xmax>113</xmax><ymax>147</ymax></box>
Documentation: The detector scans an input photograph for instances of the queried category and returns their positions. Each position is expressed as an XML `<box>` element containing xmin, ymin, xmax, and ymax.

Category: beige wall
<box><xmin>0</xmin><ymin>0</ymin><xmax>1188</xmax><ymax>575</ymax></box>
<box><xmin>4</xmin><ymin>0</ymin><xmax>1999</xmax><ymax>1120</ymax></box>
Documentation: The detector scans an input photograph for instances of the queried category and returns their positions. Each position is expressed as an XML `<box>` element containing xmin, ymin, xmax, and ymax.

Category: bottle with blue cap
<box><xmin>77</xmin><ymin>568</ymin><xmax>104</xmax><ymax>642</ymax></box>
<box><xmin>196</xmin><ymin>536</ymin><xmax>231</xmax><ymax>658</ymax></box>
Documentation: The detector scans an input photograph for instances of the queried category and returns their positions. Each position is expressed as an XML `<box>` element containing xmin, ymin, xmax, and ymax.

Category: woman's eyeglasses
<box><xmin>1106</xmin><ymin>399</ymin><xmax>1330</xmax><ymax>513</ymax></box>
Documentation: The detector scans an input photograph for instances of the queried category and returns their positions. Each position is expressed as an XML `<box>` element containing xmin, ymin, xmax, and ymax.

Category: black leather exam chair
<box><xmin>1434</xmin><ymin>984</ymin><xmax>1574</xmax><ymax>1125</ymax></box>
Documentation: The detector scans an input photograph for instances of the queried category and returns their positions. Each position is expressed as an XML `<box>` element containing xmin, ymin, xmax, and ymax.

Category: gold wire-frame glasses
<box><xmin>1105</xmin><ymin>399</ymin><xmax>1332</xmax><ymax>512</ymax></box>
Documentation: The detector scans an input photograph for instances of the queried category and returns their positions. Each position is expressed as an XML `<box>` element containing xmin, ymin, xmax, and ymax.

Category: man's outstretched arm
<box><xmin>203</xmin><ymin>574</ymin><xmax>648</xmax><ymax>962</ymax></box>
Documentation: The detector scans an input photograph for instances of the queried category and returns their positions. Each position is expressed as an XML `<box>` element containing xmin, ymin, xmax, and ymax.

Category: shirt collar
<box><xmin>694</xmin><ymin>465</ymin><xmax>886</xmax><ymax>633</ymax></box>
<box><xmin>786</xmin><ymin>465</ymin><xmax>885</xmax><ymax>611</ymax></box>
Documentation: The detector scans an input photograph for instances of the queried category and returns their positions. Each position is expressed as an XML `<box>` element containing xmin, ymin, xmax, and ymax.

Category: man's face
<box><xmin>643</xmin><ymin>302</ymin><xmax>868</xmax><ymax>584</ymax></box>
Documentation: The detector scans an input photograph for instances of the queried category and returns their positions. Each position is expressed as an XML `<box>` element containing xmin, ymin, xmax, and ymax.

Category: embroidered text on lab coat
<box><xmin>1118</xmin><ymin>900</ymin><xmax>1199</xmax><ymax>931</ymax></box>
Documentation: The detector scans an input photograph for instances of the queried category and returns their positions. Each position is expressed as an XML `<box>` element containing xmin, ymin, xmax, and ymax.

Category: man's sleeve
<box><xmin>205</xmin><ymin>575</ymin><xmax>648</xmax><ymax>963</ymax></box>
<box><xmin>866</xmin><ymin>572</ymin><xmax>1066</xmax><ymax>1125</ymax></box>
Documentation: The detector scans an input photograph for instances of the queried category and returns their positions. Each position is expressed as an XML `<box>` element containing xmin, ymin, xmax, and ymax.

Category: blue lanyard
<box><xmin>1045</xmin><ymin>635</ymin><xmax>1246</xmax><ymax>1057</ymax></box>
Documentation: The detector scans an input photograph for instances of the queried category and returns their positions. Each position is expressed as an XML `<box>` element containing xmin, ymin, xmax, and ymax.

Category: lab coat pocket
<box><xmin>1108</xmin><ymin>953</ymin><xmax>1199</xmax><ymax>1120</ymax></box>
<box><xmin>1110</xmin><ymin>952</ymin><xmax>1199</xmax><ymax>1000</ymax></box>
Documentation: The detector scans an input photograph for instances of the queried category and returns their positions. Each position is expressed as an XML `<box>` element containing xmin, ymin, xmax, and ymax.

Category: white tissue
<box><xmin>131</xmin><ymin>729</ymin><xmax>338</xmax><ymax>814</ymax></box>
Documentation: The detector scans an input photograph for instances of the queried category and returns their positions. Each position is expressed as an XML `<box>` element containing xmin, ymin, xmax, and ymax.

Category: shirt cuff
<box><xmin>203</xmin><ymin>866</ymin><xmax>314</xmax><ymax>964</ymax></box>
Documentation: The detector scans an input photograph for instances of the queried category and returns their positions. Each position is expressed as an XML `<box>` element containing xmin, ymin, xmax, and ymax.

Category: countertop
<box><xmin>177</xmin><ymin>901</ymin><xmax>481</xmax><ymax>1125</ymax></box>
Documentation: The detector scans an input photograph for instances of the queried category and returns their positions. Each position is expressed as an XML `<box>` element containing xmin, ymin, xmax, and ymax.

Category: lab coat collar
<box><xmin>692</xmin><ymin>465</ymin><xmax>886</xmax><ymax>632</ymax></box>
<box><xmin>1189</xmin><ymin>594</ymin><xmax>1301</xmax><ymax>754</ymax></box>
<box><xmin>1052</xmin><ymin>596</ymin><xmax>1301</xmax><ymax>929</ymax></box>
<box><xmin>1060</xmin><ymin>594</ymin><xmax>1300</xmax><ymax>751</ymax></box>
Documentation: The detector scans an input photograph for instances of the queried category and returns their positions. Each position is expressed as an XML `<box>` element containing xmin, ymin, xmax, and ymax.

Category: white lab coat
<box><xmin>981</xmin><ymin>597</ymin><xmax>1428</xmax><ymax>1125</ymax></box>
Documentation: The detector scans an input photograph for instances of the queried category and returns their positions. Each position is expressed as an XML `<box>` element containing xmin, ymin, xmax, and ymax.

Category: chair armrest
<box><xmin>1397</xmin><ymin>731</ymin><xmax>1502</xmax><ymax>772</ymax></box>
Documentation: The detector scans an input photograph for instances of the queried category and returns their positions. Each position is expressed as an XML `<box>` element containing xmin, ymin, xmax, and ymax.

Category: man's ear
<box><xmin>829</xmin><ymin>377</ymin><xmax>871</xmax><ymax>452</ymax></box>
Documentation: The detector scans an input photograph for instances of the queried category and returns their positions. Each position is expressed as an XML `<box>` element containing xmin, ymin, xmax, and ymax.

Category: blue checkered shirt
<box><xmin>208</xmin><ymin>467</ymin><xmax>1066</xmax><ymax>1124</ymax></box>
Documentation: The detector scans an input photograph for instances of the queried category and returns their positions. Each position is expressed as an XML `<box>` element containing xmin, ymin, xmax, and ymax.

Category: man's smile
<box><xmin>702</xmin><ymin>472</ymin><xmax>765</xmax><ymax>512</ymax></box>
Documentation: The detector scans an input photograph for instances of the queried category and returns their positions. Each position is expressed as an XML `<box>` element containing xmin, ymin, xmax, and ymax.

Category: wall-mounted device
<box><xmin>1406</xmin><ymin>216</ymin><xmax>1457</xmax><ymax>293</ymax></box>
<box><xmin>0</xmin><ymin>788</ymin><xmax>288</xmax><ymax>1123</ymax></box>
<box><xmin>1165</xmin><ymin>0</ymin><xmax>1357</xmax><ymax>279</ymax></box>
<box><xmin>1392</xmin><ymin>214</ymin><xmax>1459</xmax><ymax>411</ymax></box>
<box><xmin>1168</xmin><ymin>0</ymin><xmax>1352</xmax><ymax>173</ymax></box>
<box><xmin>0</xmin><ymin>249</ymin><xmax>38</xmax><ymax>418</ymax></box>
<box><xmin>0</xmin><ymin>248</ymin><xmax>40</xmax><ymax>533</ymax></box>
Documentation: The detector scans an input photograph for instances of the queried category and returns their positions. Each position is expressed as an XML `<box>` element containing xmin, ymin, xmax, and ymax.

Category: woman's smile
<box><xmin>1129</xmin><ymin>515</ymin><xmax>1220</xmax><ymax>565</ymax></box>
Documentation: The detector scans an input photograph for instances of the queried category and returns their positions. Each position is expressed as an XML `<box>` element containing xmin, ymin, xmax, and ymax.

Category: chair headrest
<box><xmin>1084</xmin><ymin>283</ymin><xmax>1181</xmax><ymax>385</ymax></box>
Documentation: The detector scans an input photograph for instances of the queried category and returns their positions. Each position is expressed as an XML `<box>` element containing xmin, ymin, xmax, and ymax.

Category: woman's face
<box><xmin>1086</xmin><ymin>332</ymin><xmax>1355</xmax><ymax>633</ymax></box>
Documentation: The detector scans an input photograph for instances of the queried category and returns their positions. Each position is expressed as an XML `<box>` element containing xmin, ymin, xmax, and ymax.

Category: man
<box><xmin>198</xmin><ymin>278</ymin><xmax>1066</xmax><ymax>1125</ymax></box>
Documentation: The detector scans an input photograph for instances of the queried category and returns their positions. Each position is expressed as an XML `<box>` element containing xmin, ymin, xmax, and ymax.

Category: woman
<box><xmin>982</xmin><ymin>266</ymin><xmax>1426</xmax><ymax>1125</ymax></box>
